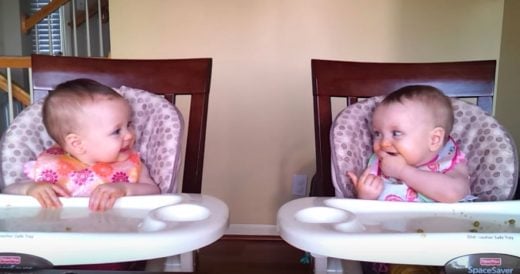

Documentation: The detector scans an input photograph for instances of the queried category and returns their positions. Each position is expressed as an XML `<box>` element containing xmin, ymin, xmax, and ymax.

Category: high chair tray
<box><xmin>0</xmin><ymin>194</ymin><xmax>229</xmax><ymax>266</ymax></box>
<box><xmin>277</xmin><ymin>197</ymin><xmax>519</xmax><ymax>266</ymax></box>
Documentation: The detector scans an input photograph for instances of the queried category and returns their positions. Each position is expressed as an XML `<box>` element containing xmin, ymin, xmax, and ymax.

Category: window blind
<box><xmin>30</xmin><ymin>0</ymin><xmax>63</xmax><ymax>55</ymax></box>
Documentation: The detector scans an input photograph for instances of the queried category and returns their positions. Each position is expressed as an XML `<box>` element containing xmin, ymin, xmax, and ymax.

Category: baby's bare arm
<box><xmin>2</xmin><ymin>180</ymin><xmax>34</xmax><ymax>195</ymax></box>
<box><xmin>88</xmin><ymin>164</ymin><xmax>160</xmax><ymax>211</ymax></box>
<box><xmin>399</xmin><ymin>163</ymin><xmax>470</xmax><ymax>202</ymax></box>
<box><xmin>125</xmin><ymin>164</ymin><xmax>161</xmax><ymax>195</ymax></box>
<box><xmin>3</xmin><ymin>181</ymin><xmax>70</xmax><ymax>208</ymax></box>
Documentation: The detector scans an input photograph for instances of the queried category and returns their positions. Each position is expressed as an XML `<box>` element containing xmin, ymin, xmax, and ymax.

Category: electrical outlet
<box><xmin>292</xmin><ymin>174</ymin><xmax>308</xmax><ymax>196</ymax></box>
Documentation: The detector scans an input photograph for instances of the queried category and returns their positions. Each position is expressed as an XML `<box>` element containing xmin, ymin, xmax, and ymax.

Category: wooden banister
<box><xmin>0</xmin><ymin>56</ymin><xmax>32</xmax><ymax>107</ymax></box>
<box><xmin>0</xmin><ymin>56</ymin><xmax>31</xmax><ymax>68</ymax></box>
<box><xmin>21</xmin><ymin>0</ymin><xmax>71</xmax><ymax>34</ymax></box>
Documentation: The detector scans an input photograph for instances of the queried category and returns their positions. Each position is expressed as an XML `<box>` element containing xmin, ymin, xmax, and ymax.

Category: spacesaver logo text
<box><xmin>467</xmin><ymin>267</ymin><xmax>514</xmax><ymax>274</ymax></box>
<box><xmin>466</xmin><ymin>258</ymin><xmax>514</xmax><ymax>274</ymax></box>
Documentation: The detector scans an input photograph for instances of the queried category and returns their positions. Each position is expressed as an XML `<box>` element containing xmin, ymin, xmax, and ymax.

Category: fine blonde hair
<box><xmin>42</xmin><ymin>78</ymin><xmax>126</xmax><ymax>147</ymax></box>
<box><xmin>380</xmin><ymin>85</ymin><xmax>454</xmax><ymax>142</ymax></box>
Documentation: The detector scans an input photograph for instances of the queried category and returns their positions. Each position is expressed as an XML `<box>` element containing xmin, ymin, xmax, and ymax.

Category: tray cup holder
<box><xmin>139</xmin><ymin>204</ymin><xmax>210</xmax><ymax>232</ymax></box>
<box><xmin>294</xmin><ymin>206</ymin><xmax>365</xmax><ymax>232</ymax></box>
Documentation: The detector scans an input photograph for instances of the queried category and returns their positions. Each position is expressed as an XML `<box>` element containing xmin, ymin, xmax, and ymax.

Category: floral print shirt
<box><xmin>24</xmin><ymin>146</ymin><xmax>141</xmax><ymax>196</ymax></box>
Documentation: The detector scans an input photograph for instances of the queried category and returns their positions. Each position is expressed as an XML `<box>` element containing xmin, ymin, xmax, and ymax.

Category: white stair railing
<box><xmin>0</xmin><ymin>57</ymin><xmax>32</xmax><ymax>135</ymax></box>
<box><xmin>1</xmin><ymin>0</ymin><xmax>110</xmax><ymax>134</ymax></box>
<box><xmin>24</xmin><ymin>0</ymin><xmax>109</xmax><ymax>57</ymax></box>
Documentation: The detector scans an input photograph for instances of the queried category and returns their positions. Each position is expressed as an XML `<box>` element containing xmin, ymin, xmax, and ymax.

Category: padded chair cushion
<box><xmin>331</xmin><ymin>97</ymin><xmax>518</xmax><ymax>201</ymax></box>
<box><xmin>117</xmin><ymin>86</ymin><xmax>183</xmax><ymax>193</ymax></box>
<box><xmin>0</xmin><ymin>86</ymin><xmax>183</xmax><ymax>193</ymax></box>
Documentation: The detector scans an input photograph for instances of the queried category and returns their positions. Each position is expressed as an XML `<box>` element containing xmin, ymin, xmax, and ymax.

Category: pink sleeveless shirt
<box><xmin>24</xmin><ymin>146</ymin><xmax>141</xmax><ymax>196</ymax></box>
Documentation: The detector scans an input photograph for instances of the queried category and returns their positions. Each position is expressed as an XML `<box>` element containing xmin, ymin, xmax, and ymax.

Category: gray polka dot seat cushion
<box><xmin>331</xmin><ymin>96</ymin><xmax>518</xmax><ymax>201</ymax></box>
<box><xmin>0</xmin><ymin>85</ymin><xmax>183</xmax><ymax>193</ymax></box>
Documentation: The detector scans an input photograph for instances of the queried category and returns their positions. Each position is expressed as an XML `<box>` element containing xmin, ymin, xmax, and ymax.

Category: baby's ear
<box><xmin>429</xmin><ymin>127</ymin><xmax>446</xmax><ymax>151</ymax></box>
<box><xmin>64</xmin><ymin>133</ymin><xmax>85</xmax><ymax>155</ymax></box>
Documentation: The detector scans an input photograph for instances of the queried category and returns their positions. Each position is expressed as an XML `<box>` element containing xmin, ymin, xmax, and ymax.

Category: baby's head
<box><xmin>43</xmin><ymin>79</ymin><xmax>135</xmax><ymax>164</ymax></box>
<box><xmin>380</xmin><ymin>85</ymin><xmax>454</xmax><ymax>138</ymax></box>
<box><xmin>371</xmin><ymin>85</ymin><xmax>454</xmax><ymax>166</ymax></box>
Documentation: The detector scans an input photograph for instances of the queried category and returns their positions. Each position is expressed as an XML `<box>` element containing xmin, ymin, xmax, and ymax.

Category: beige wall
<box><xmin>496</xmin><ymin>0</ymin><xmax>520</xmax><ymax>147</ymax></box>
<box><xmin>110</xmin><ymin>0</ymin><xmax>504</xmax><ymax>225</ymax></box>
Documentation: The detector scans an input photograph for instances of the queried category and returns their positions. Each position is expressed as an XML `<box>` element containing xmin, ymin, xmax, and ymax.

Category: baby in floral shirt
<box><xmin>3</xmin><ymin>79</ymin><xmax>160</xmax><ymax>211</ymax></box>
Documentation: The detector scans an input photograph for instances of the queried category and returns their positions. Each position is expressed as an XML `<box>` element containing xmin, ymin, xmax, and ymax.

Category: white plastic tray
<box><xmin>0</xmin><ymin>193</ymin><xmax>229</xmax><ymax>266</ymax></box>
<box><xmin>277</xmin><ymin>197</ymin><xmax>519</xmax><ymax>266</ymax></box>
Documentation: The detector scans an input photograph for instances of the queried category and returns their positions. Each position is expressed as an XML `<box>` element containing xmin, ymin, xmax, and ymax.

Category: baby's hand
<box><xmin>376</xmin><ymin>151</ymin><xmax>408</xmax><ymax>179</ymax></box>
<box><xmin>89</xmin><ymin>183</ymin><xmax>128</xmax><ymax>211</ymax></box>
<box><xmin>347</xmin><ymin>168</ymin><xmax>383</xmax><ymax>200</ymax></box>
<box><xmin>26</xmin><ymin>183</ymin><xmax>70</xmax><ymax>208</ymax></box>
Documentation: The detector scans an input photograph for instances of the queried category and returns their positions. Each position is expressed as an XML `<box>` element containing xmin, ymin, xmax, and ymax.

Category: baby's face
<box><xmin>75</xmin><ymin>98</ymin><xmax>135</xmax><ymax>164</ymax></box>
<box><xmin>371</xmin><ymin>99</ymin><xmax>438</xmax><ymax>167</ymax></box>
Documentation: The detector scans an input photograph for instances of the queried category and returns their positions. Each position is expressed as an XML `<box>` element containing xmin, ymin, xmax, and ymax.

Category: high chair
<box><xmin>278</xmin><ymin>59</ymin><xmax>519</xmax><ymax>274</ymax></box>
<box><xmin>309</xmin><ymin>59</ymin><xmax>509</xmax><ymax>197</ymax></box>
<box><xmin>0</xmin><ymin>54</ymin><xmax>228</xmax><ymax>272</ymax></box>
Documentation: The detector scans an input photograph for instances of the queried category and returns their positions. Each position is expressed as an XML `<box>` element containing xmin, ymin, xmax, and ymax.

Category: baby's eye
<box><xmin>392</xmin><ymin>131</ymin><xmax>402</xmax><ymax>137</ymax></box>
<box><xmin>127</xmin><ymin>121</ymin><xmax>133</xmax><ymax>128</ymax></box>
<box><xmin>373</xmin><ymin>131</ymin><xmax>381</xmax><ymax>138</ymax></box>
<box><xmin>112</xmin><ymin>128</ymin><xmax>121</xmax><ymax>135</ymax></box>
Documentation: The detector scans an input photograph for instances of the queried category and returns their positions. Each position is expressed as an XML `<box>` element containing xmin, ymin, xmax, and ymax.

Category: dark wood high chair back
<box><xmin>31</xmin><ymin>54</ymin><xmax>212</xmax><ymax>194</ymax></box>
<box><xmin>310</xmin><ymin>59</ymin><xmax>497</xmax><ymax>197</ymax></box>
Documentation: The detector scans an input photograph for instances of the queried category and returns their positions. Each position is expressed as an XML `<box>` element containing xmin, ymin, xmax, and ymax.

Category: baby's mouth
<box><xmin>386</xmin><ymin>151</ymin><xmax>398</xmax><ymax>156</ymax></box>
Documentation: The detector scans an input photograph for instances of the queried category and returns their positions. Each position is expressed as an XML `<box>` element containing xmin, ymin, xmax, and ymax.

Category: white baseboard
<box><xmin>225</xmin><ymin>224</ymin><xmax>279</xmax><ymax>236</ymax></box>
